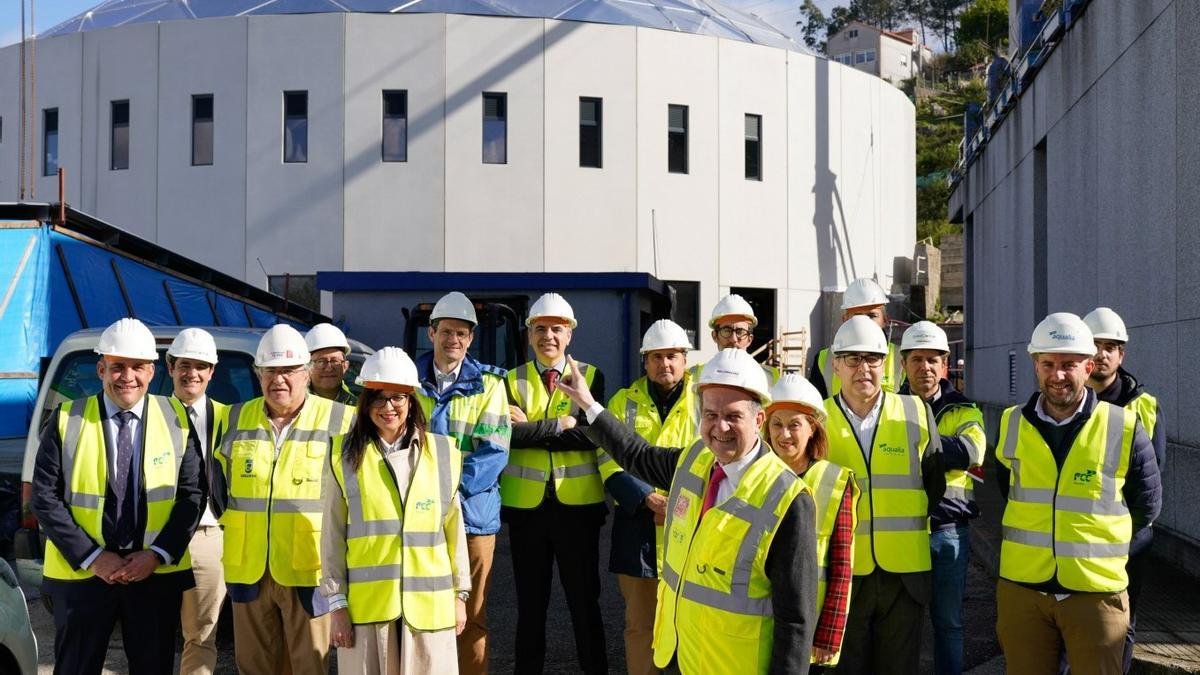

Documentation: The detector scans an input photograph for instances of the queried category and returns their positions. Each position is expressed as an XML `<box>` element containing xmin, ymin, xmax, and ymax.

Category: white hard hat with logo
<box><xmin>256</xmin><ymin>324</ymin><xmax>311</xmax><ymax>368</ymax></box>
<box><xmin>831</xmin><ymin>315</ymin><xmax>889</xmax><ymax>355</ymax></box>
<box><xmin>356</xmin><ymin>346</ymin><xmax>419</xmax><ymax>390</ymax></box>
<box><xmin>900</xmin><ymin>321</ymin><xmax>950</xmax><ymax>353</ymax></box>
<box><xmin>640</xmin><ymin>319</ymin><xmax>693</xmax><ymax>354</ymax></box>
<box><xmin>697</xmin><ymin>348</ymin><xmax>772</xmax><ymax>406</ymax></box>
<box><xmin>840</xmin><ymin>278</ymin><xmax>890</xmax><ymax>311</ymax></box>
<box><xmin>1082</xmin><ymin>307</ymin><xmax>1128</xmax><ymax>343</ymax></box>
<box><xmin>766</xmin><ymin>373</ymin><xmax>826</xmax><ymax>420</ymax></box>
<box><xmin>708</xmin><ymin>294</ymin><xmax>758</xmax><ymax>329</ymax></box>
<box><xmin>305</xmin><ymin>323</ymin><xmax>351</xmax><ymax>355</ymax></box>
<box><xmin>95</xmin><ymin>318</ymin><xmax>158</xmax><ymax>361</ymax></box>
<box><xmin>168</xmin><ymin>327</ymin><xmax>219</xmax><ymax>364</ymax></box>
<box><xmin>526</xmin><ymin>293</ymin><xmax>577</xmax><ymax>328</ymax></box>
<box><xmin>1027</xmin><ymin>313</ymin><xmax>1095</xmax><ymax>355</ymax></box>
<box><xmin>431</xmin><ymin>291</ymin><xmax>478</xmax><ymax>326</ymax></box>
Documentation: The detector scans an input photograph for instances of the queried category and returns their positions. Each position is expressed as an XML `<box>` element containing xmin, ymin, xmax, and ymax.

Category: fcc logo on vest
<box><xmin>1073</xmin><ymin>469</ymin><xmax>1096</xmax><ymax>485</ymax></box>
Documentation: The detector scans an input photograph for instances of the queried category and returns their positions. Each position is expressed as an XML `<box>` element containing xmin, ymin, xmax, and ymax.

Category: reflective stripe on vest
<box><xmin>996</xmin><ymin>402</ymin><xmax>1135</xmax><ymax>592</ymax></box>
<box><xmin>215</xmin><ymin>396</ymin><xmax>352</xmax><ymax>587</ymax></box>
<box><xmin>937</xmin><ymin>405</ymin><xmax>987</xmax><ymax>504</ymax></box>
<box><xmin>45</xmin><ymin>395</ymin><xmax>192</xmax><ymax>580</ymax></box>
<box><xmin>819</xmin><ymin>343</ymin><xmax>905</xmax><ymax>396</ymax></box>
<box><xmin>654</xmin><ymin>441</ymin><xmax>808</xmax><ymax>673</ymax></box>
<box><xmin>1127</xmin><ymin>392</ymin><xmax>1158</xmax><ymax>443</ymax></box>
<box><xmin>800</xmin><ymin>459</ymin><xmax>858</xmax><ymax>665</ymax></box>
<box><xmin>501</xmin><ymin>360</ymin><xmax>603</xmax><ymax>508</ymax></box>
<box><xmin>823</xmin><ymin>393</ymin><xmax>931</xmax><ymax>575</ymax></box>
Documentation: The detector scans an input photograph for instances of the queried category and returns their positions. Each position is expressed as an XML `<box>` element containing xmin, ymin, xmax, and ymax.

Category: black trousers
<box><xmin>46</xmin><ymin>571</ymin><xmax>186</xmax><ymax>675</ymax></box>
<box><xmin>507</xmin><ymin>499</ymin><xmax>608</xmax><ymax>675</ymax></box>
<box><xmin>835</xmin><ymin>570</ymin><xmax>928</xmax><ymax>675</ymax></box>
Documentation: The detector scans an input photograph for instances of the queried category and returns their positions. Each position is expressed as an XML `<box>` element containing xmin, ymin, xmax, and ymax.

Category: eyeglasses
<box><xmin>369</xmin><ymin>394</ymin><xmax>410</xmax><ymax>409</ymax></box>
<box><xmin>312</xmin><ymin>358</ymin><xmax>347</xmax><ymax>370</ymax></box>
<box><xmin>837</xmin><ymin>353</ymin><xmax>884</xmax><ymax>368</ymax></box>
<box><xmin>715</xmin><ymin>327</ymin><xmax>753</xmax><ymax>340</ymax></box>
<box><xmin>261</xmin><ymin>366</ymin><xmax>307</xmax><ymax>380</ymax></box>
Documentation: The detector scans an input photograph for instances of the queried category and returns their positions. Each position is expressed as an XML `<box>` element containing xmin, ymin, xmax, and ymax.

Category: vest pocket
<box><xmin>292</xmin><ymin>516</ymin><xmax>322</xmax><ymax>571</ymax></box>
<box><xmin>221</xmin><ymin>511</ymin><xmax>246</xmax><ymax>566</ymax></box>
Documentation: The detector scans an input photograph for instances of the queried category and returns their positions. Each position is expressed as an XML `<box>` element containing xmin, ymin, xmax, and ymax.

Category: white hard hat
<box><xmin>167</xmin><ymin>327</ymin><xmax>219</xmax><ymax>364</ymax></box>
<box><xmin>1027</xmin><ymin>312</ymin><xmax>1095</xmax><ymax>355</ymax></box>
<box><xmin>305</xmin><ymin>323</ymin><xmax>351</xmax><ymax>355</ymax></box>
<box><xmin>831</xmin><ymin>315</ymin><xmax>890</xmax><ymax>355</ymax></box>
<box><xmin>526</xmin><ymin>293</ymin><xmax>577</xmax><ymax>328</ymax></box>
<box><xmin>1083</xmin><ymin>307</ymin><xmax>1128</xmax><ymax>343</ymax></box>
<box><xmin>256</xmin><ymin>324</ymin><xmax>311</xmax><ymax>368</ymax></box>
<box><xmin>431</xmin><ymin>291</ymin><xmax>478</xmax><ymax>326</ymax></box>
<box><xmin>900</xmin><ymin>321</ymin><xmax>950</xmax><ymax>353</ymax></box>
<box><xmin>767</xmin><ymin>373</ymin><xmax>826</xmax><ymax>420</ymax></box>
<box><xmin>697</xmin><ymin>348</ymin><xmax>772</xmax><ymax>406</ymax></box>
<box><xmin>95</xmin><ymin>318</ymin><xmax>158</xmax><ymax>361</ymax></box>
<box><xmin>840</xmin><ymin>278</ymin><xmax>890</xmax><ymax>311</ymax></box>
<box><xmin>356</xmin><ymin>346</ymin><xmax>419</xmax><ymax>390</ymax></box>
<box><xmin>640</xmin><ymin>319</ymin><xmax>693</xmax><ymax>354</ymax></box>
<box><xmin>708</xmin><ymin>294</ymin><xmax>758</xmax><ymax>329</ymax></box>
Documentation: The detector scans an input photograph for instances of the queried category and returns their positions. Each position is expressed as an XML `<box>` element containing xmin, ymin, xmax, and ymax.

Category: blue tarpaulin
<box><xmin>0</xmin><ymin>226</ymin><xmax>49</xmax><ymax>437</ymax></box>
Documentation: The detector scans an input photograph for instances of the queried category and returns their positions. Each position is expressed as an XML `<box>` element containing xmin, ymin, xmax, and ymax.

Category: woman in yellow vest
<box><xmin>320</xmin><ymin>347</ymin><xmax>470</xmax><ymax>675</ymax></box>
<box><xmin>764</xmin><ymin>374</ymin><xmax>860</xmax><ymax>670</ymax></box>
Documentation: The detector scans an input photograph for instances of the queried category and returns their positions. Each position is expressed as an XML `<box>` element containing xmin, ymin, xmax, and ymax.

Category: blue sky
<box><xmin>0</xmin><ymin>0</ymin><xmax>843</xmax><ymax>48</ymax></box>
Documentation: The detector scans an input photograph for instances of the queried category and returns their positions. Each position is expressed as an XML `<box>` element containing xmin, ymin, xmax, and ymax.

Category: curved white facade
<box><xmin>0</xmin><ymin>12</ymin><xmax>915</xmax><ymax>354</ymax></box>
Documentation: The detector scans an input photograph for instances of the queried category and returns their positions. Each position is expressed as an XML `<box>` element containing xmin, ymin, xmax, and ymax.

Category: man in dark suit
<box><xmin>31</xmin><ymin>318</ymin><xmax>204</xmax><ymax>675</ymax></box>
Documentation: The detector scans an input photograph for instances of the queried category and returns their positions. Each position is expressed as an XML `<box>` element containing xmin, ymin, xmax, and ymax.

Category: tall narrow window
<box><xmin>110</xmin><ymin>100</ymin><xmax>130</xmax><ymax>170</ymax></box>
<box><xmin>43</xmin><ymin>108</ymin><xmax>59</xmax><ymax>176</ymax></box>
<box><xmin>192</xmin><ymin>94</ymin><xmax>214</xmax><ymax>166</ymax></box>
<box><xmin>482</xmin><ymin>92</ymin><xmax>507</xmax><ymax>164</ymax></box>
<box><xmin>744</xmin><ymin>114</ymin><xmax>762</xmax><ymax>181</ymax></box>
<box><xmin>579</xmin><ymin>97</ymin><xmax>602</xmax><ymax>168</ymax></box>
<box><xmin>381</xmin><ymin>90</ymin><xmax>408</xmax><ymax>162</ymax></box>
<box><xmin>283</xmin><ymin>91</ymin><xmax>308</xmax><ymax>163</ymax></box>
<box><xmin>667</xmin><ymin>104</ymin><xmax>688</xmax><ymax>174</ymax></box>
<box><xmin>0</xmin><ymin>116</ymin><xmax>4</xmax><ymax>143</ymax></box>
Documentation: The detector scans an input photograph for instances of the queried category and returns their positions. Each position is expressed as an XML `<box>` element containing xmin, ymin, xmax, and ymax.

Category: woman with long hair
<box><xmin>320</xmin><ymin>347</ymin><xmax>469</xmax><ymax>674</ymax></box>
<box><xmin>764</xmin><ymin>374</ymin><xmax>860</xmax><ymax>670</ymax></box>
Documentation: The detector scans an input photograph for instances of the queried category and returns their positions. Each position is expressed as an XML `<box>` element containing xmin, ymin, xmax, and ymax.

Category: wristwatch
<box><xmin>456</xmin><ymin>590</ymin><xmax>470</xmax><ymax>602</ymax></box>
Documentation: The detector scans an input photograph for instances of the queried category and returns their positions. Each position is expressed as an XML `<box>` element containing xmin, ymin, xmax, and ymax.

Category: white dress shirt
<box><xmin>1034</xmin><ymin>392</ymin><xmax>1088</xmax><ymax>427</ymax></box>
<box><xmin>434</xmin><ymin>362</ymin><xmax>464</xmax><ymax>393</ymax></box>
<box><xmin>839</xmin><ymin>392</ymin><xmax>884</xmax><ymax>461</ymax></box>
<box><xmin>713</xmin><ymin>441</ymin><xmax>762</xmax><ymax>505</ymax></box>
<box><xmin>178</xmin><ymin>394</ymin><xmax>219</xmax><ymax>527</ymax></box>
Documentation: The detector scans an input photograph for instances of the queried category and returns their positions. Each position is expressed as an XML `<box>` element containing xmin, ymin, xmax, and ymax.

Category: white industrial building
<box><xmin>0</xmin><ymin>0</ymin><xmax>916</xmax><ymax>362</ymax></box>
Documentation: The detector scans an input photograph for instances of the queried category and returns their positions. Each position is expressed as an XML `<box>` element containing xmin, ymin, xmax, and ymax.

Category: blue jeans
<box><xmin>930</xmin><ymin>524</ymin><xmax>971</xmax><ymax>675</ymax></box>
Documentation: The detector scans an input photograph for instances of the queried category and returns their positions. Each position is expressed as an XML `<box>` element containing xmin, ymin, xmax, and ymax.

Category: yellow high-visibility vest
<box><xmin>800</xmin><ymin>458</ymin><xmax>859</xmax><ymax>665</ymax></box>
<box><xmin>329</xmin><ymin>432</ymin><xmax>462</xmax><ymax>629</ymax></box>
<box><xmin>653</xmin><ymin>441</ymin><xmax>808</xmax><ymax>673</ymax></box>
<box><xmin>501</xmin><ymin>360</ymin><xmax>604</xmax><ymax>508</ymax></box>
<box><xmin>936</xmin><ymin>403</ymin><xmax>986</xmax><ymax>506</ymax></box>
<box><xmin>995</xmin><ymin>402</ymin><xmax>1135</xmax><ymax>592</ymax></box>
<box><xmin>215</xmin><ymin>395</ymin><xmax>353</xmax><ymax>587</ymax></box>
<box><xmin>817</xmin><ymin>342</ymin><xmax>905</xmax><ymax>395</ymax></box>
<box><xmin>823</xmin><ymin>393</ymin><xmax>933</xmax><ymax>575</ymax></box>
<box><xmin>1127</xmin><ymin>393</ymin><xmax>1158</xmax><ymax>443</ymax></box>
<box><xmin>44</xmin><ymin>395</ymin><xmax>193</xmax><ymax>580</ymax></box>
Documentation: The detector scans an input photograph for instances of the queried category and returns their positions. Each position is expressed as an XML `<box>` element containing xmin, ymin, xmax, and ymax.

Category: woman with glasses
<box><xmin>763</xmin><ymin>374</ymin><xmax>859</xmax><ymax>670</ymax></box>
<box><xmin>320</xmin><ymin>347</ymin><xmax>469</xmax><ymax>674</ymax></box>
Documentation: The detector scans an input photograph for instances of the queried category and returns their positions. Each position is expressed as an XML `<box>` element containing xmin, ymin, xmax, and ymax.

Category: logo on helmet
<box><xmin>1048</xmin><ymin>331</ymin><xmax>1074</xmax><ymax>342</ymax></box>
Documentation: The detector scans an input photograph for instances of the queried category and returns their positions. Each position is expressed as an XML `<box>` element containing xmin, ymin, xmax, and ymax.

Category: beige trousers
<box><xmin>338</xmin><ymin>619</ymin><xmax>459</xmax><ymax>675</ymax></box>
<box><xmin>457</xmin><ymin>534</ymin><xmax>495</xmax><ymax>675</ymax></box>
<box><xmin>232</xmin><ymin>572</ymin><xmax>331</xmax><ymax>675</ymax></box>
<box><xmin>617</xmin><ymin>575</ymin><xmax>660</xmax><ymax>675</ymax></box>
<box><xmin>180</xmin><ymin>525</ymin><xmax>226</xmax><ymax>675</ymax></box>
<box><xmin>996</xmin><ymin>578</ymin><xmax>1129</xmax><ymax>675</ymax></box>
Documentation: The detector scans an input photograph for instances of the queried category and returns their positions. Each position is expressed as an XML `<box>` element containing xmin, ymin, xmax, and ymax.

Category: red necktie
<box><xmin>700</xmin><ymin>463</ymin><xmax>727</xmax><ymax>519</ymax></box>
<box><xmin>542</xmin><ymin>368</ymin><xmax>560</xmax><ymax>393</ymax></box>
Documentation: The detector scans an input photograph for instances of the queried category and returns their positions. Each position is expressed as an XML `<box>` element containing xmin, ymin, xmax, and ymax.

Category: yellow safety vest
<box><xmin>329</xmin><ymin>432</ymin><xmax>462</xmax><ymax>629</ymax></box>
<box><xmin>823</xmin><ymin>393</ymin><xmax>932</xmax><ymax>575</ymax></box>
<box><xmin>995</xmin><ymin>402</ymin><xmax>1135</xmax><ymax>592</ymax></box>
<box><xmin>604</xmin><ymin>373</ymin><xmax>700</xmax><ymax>568</ymax></box>
<box><xmin>502</xmin><ymin>360</ymin><xmax>605</xmax><ymax>508</ymax></box>
<box><xmin>654</xmin><ymin>441</ymin><xmax>808</xmax><ymax>673</ymax></box>
<box><xmin>935</xmin><ymin>403</ymin><xmax>986</xmax><ymax>506</ymax></box>
<box><xmin>1127</xmin><ymin>393</ymin><xmax>1158</xmax><ymax>443</ymax></box>
<box><xmin>215</xmin><ymin>395</ymin><xmax>353</xmax><ymax>587</ymax></box>
<box><xmin>45</xmin><ymin>395</ymin><xmax>192</xmax><ymax>580</ymax></box>
<box><xmin>800</xmin><ymin>458</ymin><xmax>859</xmax><ymax>665</ymax></box>
<box><xmin>818</xmin><ymin>342</ymin><xmax>905</xmax><ymax>396</ymax></box>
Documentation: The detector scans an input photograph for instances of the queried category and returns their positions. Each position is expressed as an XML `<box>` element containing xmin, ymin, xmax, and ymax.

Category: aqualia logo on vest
<box><xmin>1073</xmin><ymin>469</ymin><xmax>1096</xmax><ymax>485</ymax></box>
<box><xmin>877</xmin><ymin>442</ymin><xmax>906</xmax><ymax>456</ymax></box>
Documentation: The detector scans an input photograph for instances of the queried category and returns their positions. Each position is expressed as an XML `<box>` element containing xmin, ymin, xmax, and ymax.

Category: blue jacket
<box><xmin>416</xmin><ymin>352</ymin><xmax>509</xmax><ymax>535</ymax></box>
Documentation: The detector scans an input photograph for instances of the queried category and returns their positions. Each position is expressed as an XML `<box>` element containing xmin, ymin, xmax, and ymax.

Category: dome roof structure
<box><xmin>41</xmin><ymin>0</ymin><xmax>804</xmax><ymax>51</ymax></box>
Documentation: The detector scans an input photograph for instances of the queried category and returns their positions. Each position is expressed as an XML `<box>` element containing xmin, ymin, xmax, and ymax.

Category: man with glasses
<box><xmin>305</xmin><ymin>323</ymin><xmax>356</xmax><ymax>405</ymax></box>
<box><xmin>212</xmin><ymin>325</ymin><xmax>354</xmax><ymax>675</ymax></box>
<box><xmin>810</xmin><ymin>277</ymin><xmax>904</xmax><ymax>398</ymax></box>
<box><xmin>689</xmin><ymin>293</ymin><xmax>779</xmax><ymax>385</ymax></box>
<box><xmin>822</xmin><ymin>315</ymin><xmax>951</xmax><ymax>675</ymax></box>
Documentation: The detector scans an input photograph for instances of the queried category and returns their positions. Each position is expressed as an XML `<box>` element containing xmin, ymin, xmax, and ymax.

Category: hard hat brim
<box><xmin>362</xmin><ymin>381</ymin><xmax>416</xmax><ymax>392</ymax></box>
<box><xmin>696</xmin><ymin>382</ymin><xmax>771</xmax><ymax>406</ymax></box>
<box><xmin>708</xmin><ymin>314</ymin><xmax>758</xmax><ymax>329</ymax></box>
<box><xmin>832</xmin><ymin>343</ymin><xmax>890</xmax><ymax>356</ymax></box>
<box><xmin>765</xmin><ymin>400</ymin><xmax>825</xmax><ymax>421</ymax></box>
<box><xmin>525</xmin><ymin>316</ymin><xmax>577</xmax><ymax>329</ymax></box>
<box><xmin>96</xmin><ymin>350</ymin><xmax>158</xmax><ymax>362</ymax></box>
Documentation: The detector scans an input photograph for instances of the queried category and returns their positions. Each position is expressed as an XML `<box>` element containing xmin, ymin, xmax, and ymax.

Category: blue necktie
<box><xmin>114</xmin><ymin>410</ymin><xmax>137</xmax><ymax>548</ymax></box>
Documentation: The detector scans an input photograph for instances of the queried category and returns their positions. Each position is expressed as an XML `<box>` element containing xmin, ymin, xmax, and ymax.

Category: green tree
<box><xmin>798</xmin><ymin>0</ymin><xmax>827</xmax><ymax>50</ymax></box>
<box><xmin>956</xmin><ymin>0</ymin><xmax>1008</xmax><ymax>50</ymax></box>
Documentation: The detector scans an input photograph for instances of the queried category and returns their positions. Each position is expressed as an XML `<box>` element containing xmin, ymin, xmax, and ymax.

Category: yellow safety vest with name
<box><xmin>823</xmin><ymin>393</ymin><xmax>932</xmax><ymax>575</ymax></box>
<box><xmin>654</xmin><ymin>441</ymin><xmax>808</xmax><ymax>673</ymax></box>
<box><xmin>45</xmin><ymin>395</ymin><xmax>192</xmax><ymax>580</ymax></box>
<box><xmin>818</xmin><ymin>342</ymin><xmax>904</xmax><ymax>396</ymax></box>
<box><xmin>935</xmin><ymin>403</ymin><xmax>986</xmax><ymax>506</ymax></box>
<box><xmin>800</xmin><ymin>458</ymin><xmax>859</xmax><ymax>665</ymax></box>
<box><xmin>995</xmin><ymin>402</ymin><xmax>1135</xmax><ymax>592</ymax></box>
<box><xmin>329</xmin><ymin>432</ymin><xmax>462</xmax><ymax>629</ymax></box>
<box><xmin>502</xmin><ymin>360</ymin><xmax>604</xmax><ymax>508</ymax></box>
<box><xmin>215</xmin><ymin>395</ymin><xmax>353</xmax><ymax>587</ymax></box>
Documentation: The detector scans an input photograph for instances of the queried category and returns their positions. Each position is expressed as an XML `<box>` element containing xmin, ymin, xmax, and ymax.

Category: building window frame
<box><xmin>283</xmin><ymin>90</ymin><xmax>308</xmax><ymax>164</ymax></box>
<box><xmin>482</xmin><ymin>92</ymin><xmax>507</xmax><ymax>165</ymax></box>
<box><xmin>579</xmin><ymin>96</ymin><xmax>602</xmax><ymax>169</ymax></box>
<box><xmin>744</xmin><ymin>114</ymin><xmax>762</xmax><ymax>181</ymax></box>
<box><xmin>667</xmin><ymin>104</ymin><xmax>688</xmax><ymax>174</ymax></box>
<box><xmin>191</xmin><ymin>94</ymin><xmax>214</xmax><ymax>167</ymax></box>
<box><xmin>382</xmin><ymin>89</ymin><xmax>408</xmax><ymax>163</ymax></box>
<box><xmin>43</xmin><ymin>108</ymin><xmax>59</xmax><ymax>177</ymax></box>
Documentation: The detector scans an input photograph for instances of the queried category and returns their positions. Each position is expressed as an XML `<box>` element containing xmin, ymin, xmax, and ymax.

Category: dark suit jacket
<box><xmin>31</xmin><ymin>393</ymin><xmax>205</xmax><ymax>588</ymax></box>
